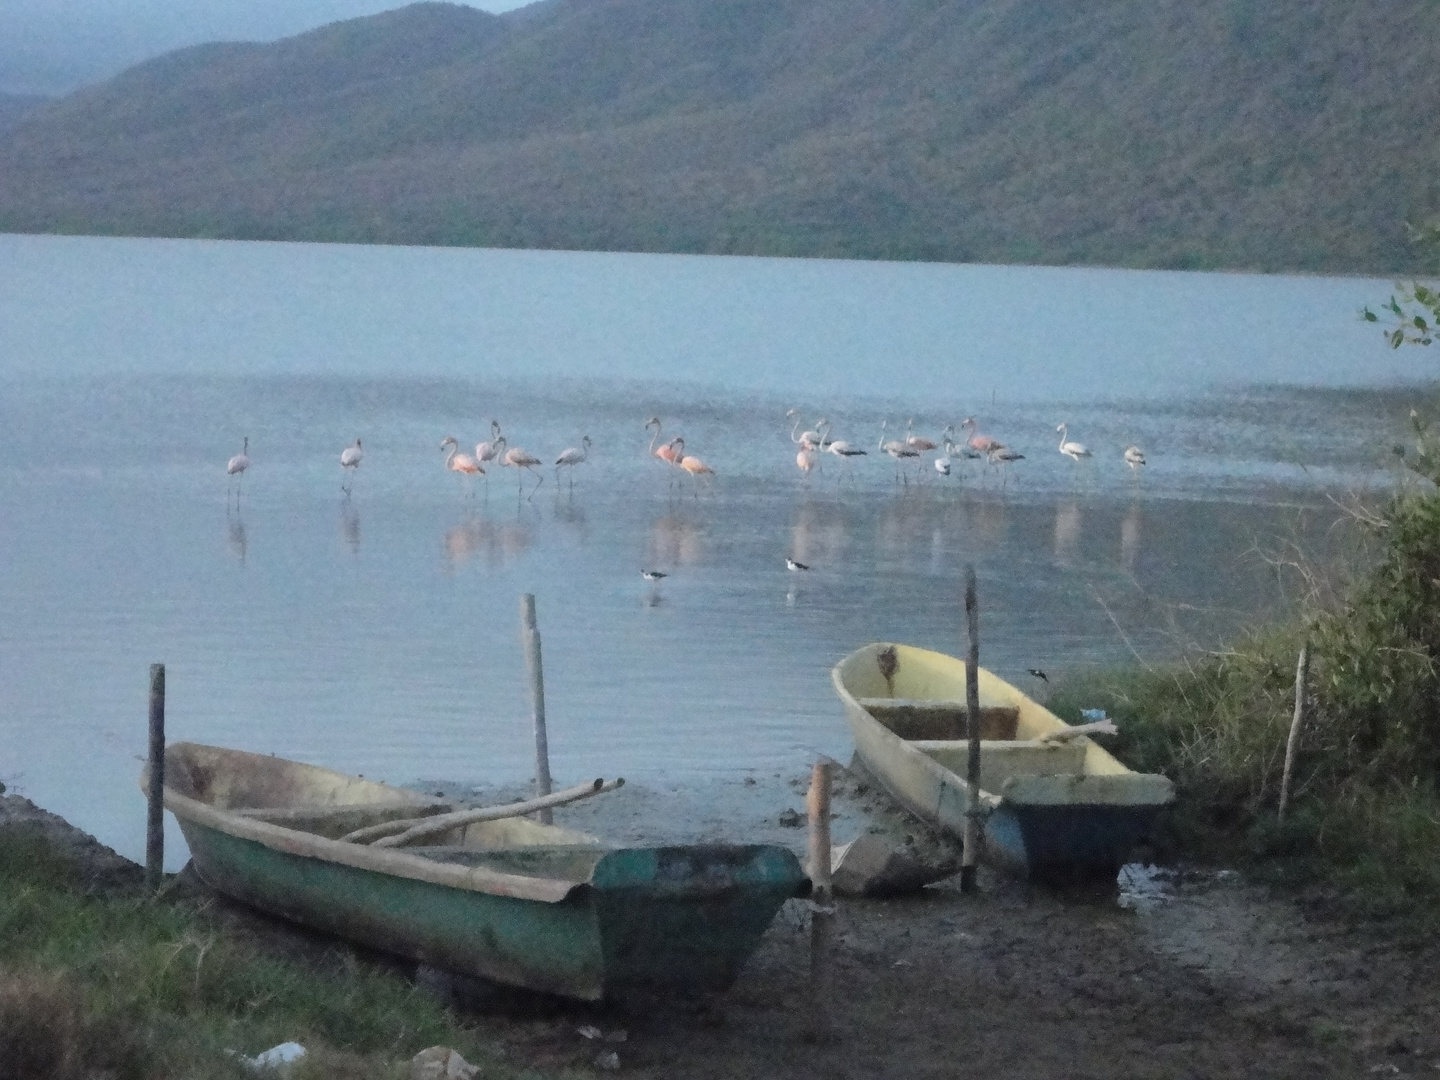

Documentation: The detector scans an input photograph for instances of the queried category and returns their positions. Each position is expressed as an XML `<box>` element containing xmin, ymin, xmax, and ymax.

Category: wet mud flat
<box><xmin>6</xmin><ymin>779</ymin><xmax>1439</xmax><ymax>1080</ymax></box>
<box><xmin>426</xmin><ymin>767</ymin><xmax>1440</xmax><ymax>1079</ymax></box>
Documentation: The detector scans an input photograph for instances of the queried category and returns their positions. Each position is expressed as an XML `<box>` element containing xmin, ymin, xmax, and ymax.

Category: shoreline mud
<box><xmin>4</xmin><ymin>774</ymin><xmax>1438</xmax><ymax>1078</ymax></box>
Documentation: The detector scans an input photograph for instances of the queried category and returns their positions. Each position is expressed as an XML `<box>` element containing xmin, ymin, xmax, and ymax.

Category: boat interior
<box><xmin>838</xmin><ymin>644</ymin><xmax>1132</xmax><ymax>790</ymax></box>
<box><xmin>165</xmin><ymin>743</ymin><xmax>613</xmax><ymax>879</ymax></box>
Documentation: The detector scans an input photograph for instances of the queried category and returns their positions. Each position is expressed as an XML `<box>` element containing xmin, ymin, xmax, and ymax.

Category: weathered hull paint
<box><xmin>834</xmin><ymin>643</ymin><xmax>1173</xmax><ymax>881</ymax></box>
<box><xmin>160</xmin><ymin>743</ymin><xmax>806</xmax><ymax>1001</ymax></box>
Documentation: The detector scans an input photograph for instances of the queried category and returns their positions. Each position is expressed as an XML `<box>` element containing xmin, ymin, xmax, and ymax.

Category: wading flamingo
<box><xmin>502</xmin><ymin>445</ymin><xmax>545</xmax><ymax>499</ymax></box>
<box><xmin>961</xmin><ymin>417</ymin><xmax>1005</xmax><ymax>455</ymax></box>
<box><xmin>226</xmin><ymin>437</ymin><xmax>250</xmax><ymax>505</ymax></box>
<box><xmin>646</xmin><ymin>418</ymin><xmax>682</xmax><ymax>465</ymax></box>
<box><xmin>787</xmin><ymin>410</ymin><xmax>827</xmax><ymax>451</ymax></box>
<box><xmin>904</xmin><ymin>418</ymin><xmax>941</xmax><ymax>453</ymax></box>
<box><xmin>879</xmin><ymin>421</ymin><xmax>920</xmax><ymax>483</ymax></box>
<box><xmin>1124</xmin><ymin>445</ymin><xmax>1147</xmax><ymax>471</ymax></box>
<box><xmin>1056</xmin><ymin>423</ymin><xmax>1092</xmax><ymax>462</ymax></box>
<box><xmin>554</xmin><ymin>435</ymin><xmax>592</xmax><ymax>490</ymax></box>
<box><xmin>671</xmin><ymin>438</ymin><xmax>715</xmax><ymax>495</ymax></box>
<box><xmin>441</xmin><ymin>436</ymin><xmax>483</xmax><ymax>496</ymax></box>
<box><xmin>796</xmin><ymin>445</ymin><xmax>820</xmax><ymax>478</ymax></box>
<box><xmin>340</xmin><ymin>439</ymin><xmax>363</xmax><ymax>494</ymax></box>
<box><xmin>988</xmin><ymin>445</ymin><xmax>1025</xmax><ymax>488</ymax></box>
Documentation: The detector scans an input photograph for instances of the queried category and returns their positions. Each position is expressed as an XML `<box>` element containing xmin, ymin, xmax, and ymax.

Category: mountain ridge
<box><xmin>3</xmin><ymin>0</ymin><xmax>1438</xmax><ymax>274</ymax></box>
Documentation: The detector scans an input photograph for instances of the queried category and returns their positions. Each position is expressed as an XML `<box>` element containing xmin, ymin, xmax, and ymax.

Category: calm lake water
<box><xmin>0</xmin><ymin>234</ymin><xmax>1426</xmax><ymax>866</ymax></box>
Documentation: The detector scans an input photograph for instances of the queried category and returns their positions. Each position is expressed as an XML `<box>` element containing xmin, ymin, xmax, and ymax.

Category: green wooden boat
<box><xmin>153</xmin><ymin>743</ymin><xmax>807</xmax><ymax>1001</ymax></box>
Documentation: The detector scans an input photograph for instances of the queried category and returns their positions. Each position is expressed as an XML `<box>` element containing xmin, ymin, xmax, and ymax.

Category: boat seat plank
<box><xmin>913</xmin><ymin>740</ymin><xmax>1087</xmax><ymax>798</ymax></box>
<box><xmin>856</xmin><ymin>699</ymin><xmax>1020</xmax><ymax>741</ymax></box>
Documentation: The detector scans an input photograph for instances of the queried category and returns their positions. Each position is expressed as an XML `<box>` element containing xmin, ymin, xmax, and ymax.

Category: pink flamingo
<box><xmin>441</xmin><ymin>436</ymin><xmax>483</xmax><ymax>496</ymax></box>
<box><xmin>670</xmin><ymin>437</ymin><xmax>715</xmax><ymax>495</ymax></box>
<box><xmin>796</xmin><ymin>446</ymin><xmax>820</xmax><ymax>477</ymax></box>
<box><xmin>961</xmin><ymin>417</ymin><xmax>1005</xmax><ymax>455</ymax></box>
<box><xmin>502</xmin><ymin>445</ymin><xmax>545</xmax><ymax>499</ymax></box>
<box><xmin>646</xmin><ymin>418</ymin><xmax>682</xmax><ymax>465</ymax></box>
<box><xmin>1057</xmin><ymin>423</ymin><xmax>1092</xmax><ymax>461</ymax></box>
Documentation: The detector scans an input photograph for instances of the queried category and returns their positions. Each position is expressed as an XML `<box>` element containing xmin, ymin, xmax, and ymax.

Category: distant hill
<box><xmin>0</xmin><ymin>93</ymin><xmax>47</xmax><ymax>133</ymax></box>
<box><xmin>2</xmin><ymin>0</ymin><xmax>1439</xmax><ymax>275</ymax></box>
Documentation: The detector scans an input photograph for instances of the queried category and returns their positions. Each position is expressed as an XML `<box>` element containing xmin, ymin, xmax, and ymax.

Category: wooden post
<box><xmin>961</xmin><ymin>566</ymin><xmax>982</xmax><ymax>893</ymax></box>
<box><xmin>520</xmin><ymin>594</ymin><xmax>554</xmax><ymax>824</ymax></box>
<box><xmin>146</xmin><ymin>663</ymin><xmax>166</xmax><ymax>891</ymax></box>
<box><xmin>806</xmin><ymin>758</ymin><xmax>834</xmax><ymax>1038</ymax></box>
<box><xmin>1278</xmin><ymin>642</ymin><xmax>1309</xmax><ymax>822</ymax></box>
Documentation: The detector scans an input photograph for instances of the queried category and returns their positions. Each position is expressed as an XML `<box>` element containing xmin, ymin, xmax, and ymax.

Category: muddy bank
<box><xmin>4</xmin><ymin>779</ymin><xmax>1438</xmax><ymax>1079</ymax></box>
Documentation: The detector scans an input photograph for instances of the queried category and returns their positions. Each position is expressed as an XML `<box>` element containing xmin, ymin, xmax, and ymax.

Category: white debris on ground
<box><xmin>410</xmin><ymin>1045</ymin><xmax>479</xmax><ymax>1080</ymax></box>
<box><xmin>240</xmin><ymin>1042</ymin><xmax>307</xmax><ymax>1071</ymax></box>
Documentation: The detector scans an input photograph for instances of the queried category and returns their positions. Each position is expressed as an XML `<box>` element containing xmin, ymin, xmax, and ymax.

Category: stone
<box><xmin>831</xmin><ymin>833</ymin><xmax>959</xmax><ymax>897</ymax></box>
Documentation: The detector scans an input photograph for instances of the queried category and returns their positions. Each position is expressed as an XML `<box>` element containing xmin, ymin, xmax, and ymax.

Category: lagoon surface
<box><xmin>0</xmin><ymin>234</ymin><xmax>1425</xmax><ymax>866</ymax></box>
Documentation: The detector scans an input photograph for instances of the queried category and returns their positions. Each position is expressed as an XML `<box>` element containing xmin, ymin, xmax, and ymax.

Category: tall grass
<box><xmin>1050</xmin><ymin>422</ymin><xmax>1440</xmax><ymax>921</ymax></box>
<box><xmin>0</xmin><ymin>828</ymin><xmax>529</xmax><ymax>1080</ymax></box>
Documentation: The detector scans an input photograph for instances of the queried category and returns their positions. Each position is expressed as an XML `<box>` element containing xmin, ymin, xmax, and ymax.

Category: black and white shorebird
<box><xmin>785</xmin><ymin>558</ymin><xmax>810</xmax><ymax>572</ymax></box>
<box><xmin>1027</xmin><ymin>668</ymin><xmax>1049</xmax><ymax>682</ymax></box>
<box><xmin>641</xmin><ymin>570</ymin><xmax>668</xmax><ymax>582</ymax></box>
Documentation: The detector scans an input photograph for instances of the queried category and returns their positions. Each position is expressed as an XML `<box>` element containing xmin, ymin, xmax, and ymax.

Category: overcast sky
<box><xmin>1</xmin><ymin>0</ymin><xmax>536</xmax><ymax>96</ymax></box>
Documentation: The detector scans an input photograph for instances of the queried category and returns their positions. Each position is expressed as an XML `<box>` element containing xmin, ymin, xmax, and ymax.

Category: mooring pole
<box><xmin>961</xmin><ymin>566</ymin><xmax>982</xmax><ymax>893</ymax></box>
<box><xmin>806</xmin><ymin>758</ymin><xmax>834</xmax><ymax>1038</ymax></box>
<box><xmin>1278</xmin><ymin>641</ymin><xmax>1310</xmax><ymax>822</ymax></box>
<box><xmin>520</xmin><ymin>594</ymin><xmax>554</xmax><ymax>824</ymax></box>
<box><xmin>146</xmin><ymin>663</ymin><xmax>166</xmax><ymax>891</ymax></box>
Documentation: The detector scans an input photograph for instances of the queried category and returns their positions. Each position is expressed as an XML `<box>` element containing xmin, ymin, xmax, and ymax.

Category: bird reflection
<box><xmin>443</xmin><ymin>515</ymin><xmax>533</xmax><ymax>567</ymax></box>
<box><xmin>789</xmin><ymin>500</ymin><xmax>849</xmax><ymax>568</ymax></box>
<box><xmin>340</xmin><ymin>503</ymin><xmax>361</xmax><ymax>554</ymax></box>
<box><xmin>648</xmin><ymin>514</ymin><xmax>703</xmax><ymax>567</ymax></box>
<box><xmin>1053</xmin><ymin>501</ymin><xmax>1081</xmax><ymax>563</ymax></box>
<box><xmin>1121</xmin><ymin>502</ymin><xmax>1142</xmax><ymax>571</ymax></box>
<box><xmin>227</xmin><ymin>516</ymin><xmax>248</xmax><ymax>565</ymax></box>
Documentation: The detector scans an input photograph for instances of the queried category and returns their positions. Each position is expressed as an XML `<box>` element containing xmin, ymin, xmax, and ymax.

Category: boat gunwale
<box><xmin>157</xmin><ymin>746</ymin><xmax>583</xmax><ymax>904</ymax></box>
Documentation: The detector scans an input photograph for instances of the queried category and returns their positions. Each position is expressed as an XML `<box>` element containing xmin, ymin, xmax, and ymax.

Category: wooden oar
<box><xmin>338</xmin><ymin>778</ymin><xmax>623</xmax><ymax>846</ymax></box>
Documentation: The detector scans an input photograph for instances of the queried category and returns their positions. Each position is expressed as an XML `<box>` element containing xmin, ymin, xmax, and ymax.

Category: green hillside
<box><xmin>2</xmin><ymin>0</ymin><xmax>1438</xmax><ymax>274</ymax></box>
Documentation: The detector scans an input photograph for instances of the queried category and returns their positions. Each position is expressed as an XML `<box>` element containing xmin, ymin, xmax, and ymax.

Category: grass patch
<box><xmin>0</xmin><ymin>826</ymin><xmax>546</xmax><ymax>1080</ymax></box>
<box><xmin>1049</xmin><ymin>455</ymin><xmax>1440</xmax><ymax>923</ymax></box>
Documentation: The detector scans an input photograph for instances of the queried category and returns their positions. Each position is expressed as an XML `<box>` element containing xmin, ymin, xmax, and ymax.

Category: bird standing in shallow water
<box><xmin>440</xmin><ymin>436</ymin><xmax>483</xmax><ymax>496</ymax></box>
<box><xmin>502</xmin><ymin>445</ymin><xmax>545</xmax><ymax>500</ymax></box>
<box><xmin>340</xmin><ymin>439</ymin><xmax>363</xmax><ymax>494</ymax></box>
<box><xmin>1124</xmin><ymin>445</ymin><xmax>1146</xmax><ymax>471</ymax></box>
<box><xmin>226</xmin><ymin>437</ymin><xmax>250</xmax><ymax>506</ymax></box>
<box><xmin>786</xmin><ymin>558</ymin><xmax>810</xmax><ymax>571</ymax></box>
<box><xmin>1056</xmin><ymin>424</ymin><xmax>1092</xmax><ymax>462</ymax></box>
<box><xmin>554</xmin><ymin>435</ymin><xmax>592</xmax><ymax>491</ymax></box>
<box><xmin>641</xmin><ymin>570</ymin><xmax>668</xmax><ymax>582</ymax></box>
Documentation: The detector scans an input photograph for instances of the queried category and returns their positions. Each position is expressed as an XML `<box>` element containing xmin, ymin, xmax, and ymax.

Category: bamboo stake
<box><xmin>146</xmin><ymin>663</ymin><xmax>166</xmax><ymax>892</ymax></box>
<box><xmin>961</xmin><ymin>566</ymin><xmax>981</xmax><ymax>894</ymax></box>
<box><xmin>520</xmin><ymin>594</ymin><xmax>554</xmax><ymax>824</ymax></box>
<box><xmin>1278</xmin><ymin>641</ymin><xmax>1309</xmax><ymax>822</ymax></box>
<box><xmin>356</xmin><ymin>778</ymin><xmax>625</xmax><ymax>847</ymax></box>
<box><xmin>806</xmin><ymin>758</ymin><xmax>834</xmax><ymax>1038</ymax></box>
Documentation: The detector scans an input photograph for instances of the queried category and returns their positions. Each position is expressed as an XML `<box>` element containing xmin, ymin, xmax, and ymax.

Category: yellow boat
<box><xmin>832</xmin><ymin>643</ymin><xmax>1173</xmax><ymax>880</ymax></box>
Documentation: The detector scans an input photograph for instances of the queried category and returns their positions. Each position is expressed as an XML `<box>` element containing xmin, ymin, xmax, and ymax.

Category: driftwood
<box><xmin>1039</xmin><ymin>719</ymin><xmax>1119</xmax><ymax>743</ymax></box>
<box><xmin>347</xmin><ymin>779</ymin><xmax>625</xmax><ymax>848</ymax></box>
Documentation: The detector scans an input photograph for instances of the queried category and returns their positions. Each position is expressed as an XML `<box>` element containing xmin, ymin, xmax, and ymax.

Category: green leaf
<box><xmin>1391</xmin><ymin>328</ymin><xmax>1406</xmax><ymax>348</ymax></box>
<box><xmin>1364</xmin><ymin>308</ymin><xmax>1378</xmax><ymax>322</ymax></box>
